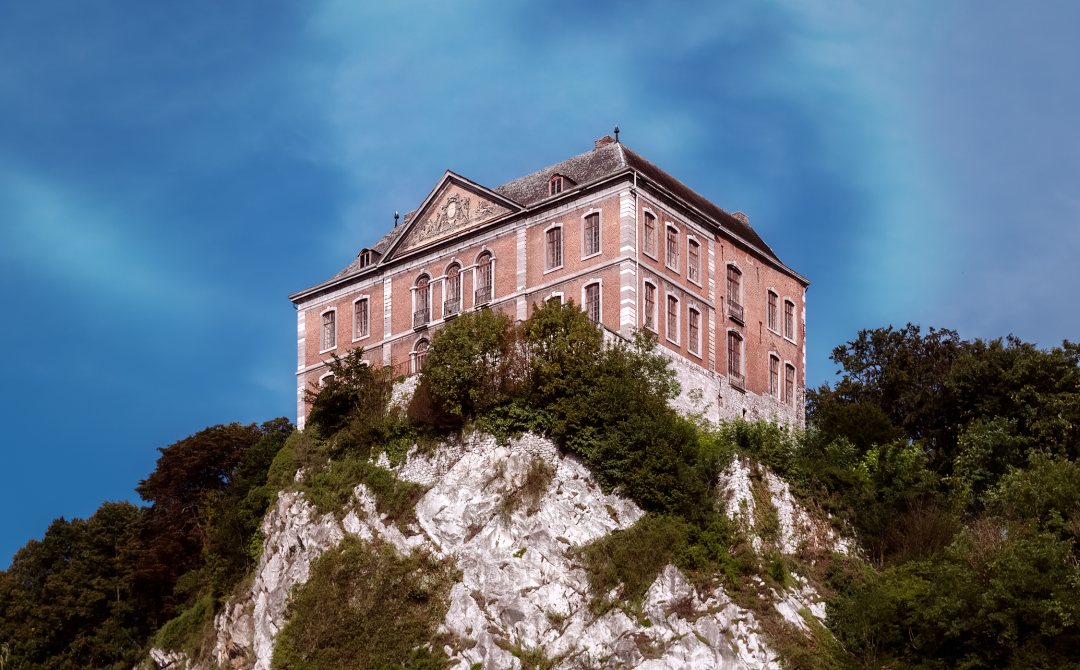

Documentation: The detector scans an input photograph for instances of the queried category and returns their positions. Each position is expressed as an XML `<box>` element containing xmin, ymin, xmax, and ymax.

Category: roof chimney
<box><xmin>594</xmin><ymin>135</ymin><xmax>615</xmax><ymax>150</ymax></box>
<box><xmin>731</xmin><ymin>211</ymin><xmax>750</xmax><ymax>225</ymax></box>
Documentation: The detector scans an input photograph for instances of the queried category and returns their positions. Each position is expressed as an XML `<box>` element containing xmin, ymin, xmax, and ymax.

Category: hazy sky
<box><xmin>2</xmin><ymin>1</ymin><xmax>1078</xmax><ymax>565</ymax></box>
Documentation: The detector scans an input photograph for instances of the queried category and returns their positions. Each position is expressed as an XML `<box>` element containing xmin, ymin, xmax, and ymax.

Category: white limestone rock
<box><xmin>193</xmin><ymin>435</ymin><xmax>846</xmax><ymax>670</ymax></box>
<box><xmin>717</xmin><ymin>457</ymin><xmax>853</xmax><ymax>556</ymax></box>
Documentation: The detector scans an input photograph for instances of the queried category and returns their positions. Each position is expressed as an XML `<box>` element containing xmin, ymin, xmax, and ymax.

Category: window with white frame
<box><xmin>583</xmin><ymin>212</ymin><xmax>600</xmax><ymax>257</ymax></box>
<box><xmin>666</xmin><ymin>295</ymin><xmax>679</xmax><ymax>343</ymax></box>
<box><xmin>643</xmin><ymin>282</ymin><xmax>657</xmax><ymax>332</ymax></box>
<box><xmin>414</xmin><ymin>275</ymin><xmax>431</xmax><ymax>327</ymax></box>
<box><xmin>688</xmin><ymin>307</ymin><xmax>701</xmax><ymax>355</ymax></box>
<box><xmin>412</xmin><ymin>338</ymin><xmax>429</xmax><ymax>373</ymax></box>
<box><xmin>549</xmin><ymin>175</ymin><xmax>564</xmax><ymax>195</ymax></box>
<box><xmin>546</xmin><ymin>226</ymin><xmax>563</xmax><ymax>270</ymax></box>
<box><xmin>769</xmin><ymin>355</ymin><xmax>780</xmax><ymax>398</ymax></box>
<box><xmin>353</xmin><ymin>298</ymin><xmax>369</xmax><ymax>339</ymax></box>
<box><xmin>643</xmin><ymin>211</ymin><xmax>657</xmax><ymax>257</ymax></box>
<box><xmin>726</xmin><ymin>264</ymin><xmax>744</xmax><ymax>322</ymax></box>
<box><xmin>785</xmin><ymin>363</ymin><xmax>796</xmax><ymax>404</ymax></box>
<box><xmin>688</xmin><ymin>239</ymin><xmax>700</xmax><ymax>283</ymax></box>
<box><xmin>585</xmin><ymin>282</ymin><xmax>600</xmax><ymax>323</ymax></box>
<box><xmin>445</xmin><ymin>263</ymin><xmax>461</xmax><ymax>316</ymax></box>
<box><xmin>727</xmin><ymin>331</ymin><xmax>743</xmax><ymax>381</ymax></box>
<box><xmin>665</xmin><ymin>225</ymin><xmax>679</xmax><ymax>270</ymax></box>
<box><xmin>767</xmin><ymin>291</ymin><xmax>778</xmax><ymax>332</ymax></box>
<box><xmin>475</xmin><ymin>252</ymin><xmax>493</xmax><ymax>305</ymax></box>
<box><xmin>321</xmin><ymin>310</ymin><xmax>336</xmax><ymax>351</ymax></box>
<box><xmin>784</xmin><ymin>299</ymin><xmax>795</xmax><ymax>339</ymax></box>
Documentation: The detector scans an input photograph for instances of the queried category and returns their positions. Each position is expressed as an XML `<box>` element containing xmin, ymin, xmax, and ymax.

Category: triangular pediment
<box><xmin>384</xmin><ymin>172</ymin><xmax>521</xmax><ymax>260</ymax></box>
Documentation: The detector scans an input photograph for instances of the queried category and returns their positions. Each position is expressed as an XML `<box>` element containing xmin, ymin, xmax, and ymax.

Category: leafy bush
<box><xmin>300</xmin><ymin>453</ymin><xmax>427</xmax><ymax>526</ymax></box>
<box><xmin>421</xmin><ymin>308</ymin><xmax>522</xmax><ymax>421</ymax></box>
<box><xmin>152</xmin><ymin>594</ymin><xmax>214</xmax><ymax>656</ymax></box>
<box><xmin>580</xmin><ymin>513</ymin><xmax>747</xmax><ymax>613</ymax></box>
<box><xmin>271</xmin><ymin>537</ymin><xmax>454</xmax><ymax>670</ymax></box>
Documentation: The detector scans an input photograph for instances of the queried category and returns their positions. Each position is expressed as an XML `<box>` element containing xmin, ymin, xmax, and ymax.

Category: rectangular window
<box><xmin>688</xmin><ymin>239</ymin><xmax>700</xmax><ymax>283</ymax></box>
<box><xmin>726</xmin><ymin>266</ymin><xmax>741</xmax><ymax>307</ymax></box>
<box><xmin>546</xmin><ymin>227</ymin><xmax>563</xmax><ymax>270</ymax></box>
<box><xmin>644</xmin><ymin>212</ymin><xmax>657</xmax><ymax>256</ymax></box>
<box><xmin>784</xmin><ymin>300</ymin><xmax>795</xmax><ymax>339</ymax></box>
<box><xmin>688</xmin><ymin>308</ymin><xmax>700</xmax><ymax>355</ymax></box>
<box><xmin>354</xmin><ymin>299</ymin><xmax>369</xmax><ymax>339</ymax></box>
<box><xmin>785</xmin><ymin>364</ymin><xmax>796</xmax><ymax>404</ymax></box>
<box><xmin>727</xmin><ymin>332</ymin><xmax>742</xmax><ymax>378</ymax></box>
<box><xmin>321</xmin><ymin>311</ymin><xmax>336</xmax><ymax>350</ymax></box>
<box><xmin>583</xmin><ymin>212</ymin><xmax>600</xmax><ymax>257</ymax></box>
<box><xmin>666</xmin><ymin>295</ymin><xmax>679</xmax><ymax>342</ymax></box>
<box><xmin>585</xmin><ymin>283</ymin><xmax>600</xmax><ymax>323</ymax></box>
<box><xmin>665</xmin><ymin>226</ymin><xmax>679</xmax><ymax>269</ymax></box>
<box><xmin>644</xmin><ymin>283</ymin><xmax>656</xmax><ymax>331</ymax></box>
<box><xmin>767</xmin><ymin>292</ymin><xmax>778</xmax><ymax>331</ymax></box>
<box><xmin>770</xmin><ymin>356</ymin><xmax>780</xmax><ymax>398</ymax></box>
<box><xmin>475</xmin><ymin>253</ymin><xmax>493</xmax><ymax>305</ymax></box>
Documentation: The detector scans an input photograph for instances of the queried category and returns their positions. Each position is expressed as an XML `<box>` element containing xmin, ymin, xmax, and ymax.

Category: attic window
<box><xmin>549</xmin><ymin>175</ymin><xmax>564</xmax><ymax>195</ymax></box>
<box><xmin>358</xmin><ymin>250</ymin><xmax>371</xmax><ymax>268</ymax></box>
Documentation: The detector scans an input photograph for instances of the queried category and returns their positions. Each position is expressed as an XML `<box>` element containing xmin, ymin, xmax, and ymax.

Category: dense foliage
<box><xmin>0</xmin><ymin>419</ymin><xmax>292</xmax><ymax>669</ymax></box>
<box><xmin>788</xmin><ymin>325</ymin><xmax>1080</xmax><ymax>668</ymax></box>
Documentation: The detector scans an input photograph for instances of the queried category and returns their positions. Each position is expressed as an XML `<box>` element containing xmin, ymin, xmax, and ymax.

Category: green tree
<box><xmin>420</xmin><ymin>308</ymin><xmax>522</xmax><ymax>421</ymax></box>
<box><xmin>0</xmin><ymin>503</ymin><xmax>147</xmax><ymax>670</ymax></box>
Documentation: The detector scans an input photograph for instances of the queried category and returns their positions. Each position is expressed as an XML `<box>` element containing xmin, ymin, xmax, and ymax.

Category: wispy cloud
<box><xmin>0</xmin><ymin>166</ymin><xmax>214</xmax><ymax>313</ymax></box>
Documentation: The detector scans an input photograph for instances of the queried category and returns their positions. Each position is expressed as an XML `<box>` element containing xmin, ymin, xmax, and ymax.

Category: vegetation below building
<box><xmin>1</xmin><ymin>305</ymin><xmax>1078</xmax><ymax>669</ymax></box>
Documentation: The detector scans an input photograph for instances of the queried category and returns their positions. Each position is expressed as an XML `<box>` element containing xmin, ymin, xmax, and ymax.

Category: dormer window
<box><xmin>358</xmin><ymin>250</ymin><xmax>371</xmax><ymax>268</ymax></box>
<box><xmin>549</xmin><ymin>175</ymin><xmax>564</xmax><ymax>195</ymax></box>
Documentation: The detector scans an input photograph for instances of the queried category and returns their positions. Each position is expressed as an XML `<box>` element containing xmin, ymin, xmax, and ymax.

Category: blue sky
<box><xmin>2</xmin><ymin>1</ymin><xmax>1078</xmax><ymax>566</ymax></box>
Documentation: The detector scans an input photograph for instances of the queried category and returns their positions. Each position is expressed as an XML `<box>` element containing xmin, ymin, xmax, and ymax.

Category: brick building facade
<box><xmin>289</xmin><ymin>136</ymin><xmax>809</xmax><ymax>429</ymax></box>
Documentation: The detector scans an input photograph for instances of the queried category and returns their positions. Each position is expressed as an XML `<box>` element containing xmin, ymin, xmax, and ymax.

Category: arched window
<box><xmin>665</xmin><ymin>225</ymin><xmax>679</xmax><ymax>270</ymax></box>
<box><xmin>785</xmin><ymin>363</ymin><xmax>796</xmax><ymax>404</ymax></box>
<box><xmin>687</xmin><ymin>239</ymin><xmax>701</xmax><ymax>283</ymax></box>
<box><xmin>546</xmin><ymin>225</ymin><xmax>563</xmax><ymax>270</ymax></box>
<box><xmin>320</xmin><ymin>309</ymin><xmax>336</xmax><ymax>351</ymax></box>
<box><xmin>444</xmin><ymin>263</ymin><xmax>461</xmax><ymax>316</ymax></box>
<box><xmin>412</xmin><ymin>338</ymin><xmax>429</xmax><ymax>374</ymax></box>
<box><xmin>413</xmin><ymin>274</ymin><xmax>430</xmax><ymax>328</ymax></box>
<box><xmin>726</xmin><ymin>265</ymin><xmax>744</xmax><ymax>322</ymax></box>
<box><xmin>666</xmin><ymin>294</ymin><xmax>679</xmax><ymax>343</ymax></box>
<box><xmin>727</xmin><ymin>331</ymin><xmax>744</xmax><ymax>389</ymax></box>
<box><xmin>353</xmin><ymin>297</ymin><xmax>370</xmax><ymax>339</ymax></box>
<box><xmin>769</xmin><ymin>354</ymin><xmax>780</xmax><ymax>398</ymax></box>
<box><xmin>475</xmin><ymin>252</ymin><xmax>493</xmax><ymax>306</ymax></box>
<box><xmin>767</xmin><ymin>291</ymin><xmax>778</xmax><ymax>332</ymax></box>
<box><xmin>643</xmin><ymin>281</ymin><xmax>657</xmax><ymax>332</ymax></box>
<box><xmin>688</xmin><ymin>307</ymin><xmax>701</xmax><ymax>355</ymax></box>
<box><xmin>784</xmin><ymin>299</ymin><xmax>796</xmax><ymax>340</ymax></box>
<box><xmin>584</xmin><ymin>282</ymin><xmax>601</xmax><ymax>323</ymax></box>
<box><xmin>583</xmin><ymin>212</ymin><xmax>600</xmax><ymax>257</ymax></box>
<box><xmin>643</xmin><ymin>211</ymin><xmax>657</xmax><ymax>257</ymax></box>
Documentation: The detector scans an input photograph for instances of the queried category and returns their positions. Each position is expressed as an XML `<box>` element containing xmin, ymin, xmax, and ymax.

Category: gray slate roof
<box><xmin>327</xmin><ymin>140</ymin><xmax>781</xmax><ymax>286</ymax></box>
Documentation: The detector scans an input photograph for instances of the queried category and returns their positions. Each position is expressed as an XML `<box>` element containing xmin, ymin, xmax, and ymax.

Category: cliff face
<box><xmin>145</xmin><ymin>431</ymin><xmax>848</xmax><ymax>670</ymax></box>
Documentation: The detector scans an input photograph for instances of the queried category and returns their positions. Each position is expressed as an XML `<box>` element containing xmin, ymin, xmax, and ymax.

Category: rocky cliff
<box><xmin>144</xmin><ymin>429</ymin><xmax>849</xmax><ymax>670</ymax></box>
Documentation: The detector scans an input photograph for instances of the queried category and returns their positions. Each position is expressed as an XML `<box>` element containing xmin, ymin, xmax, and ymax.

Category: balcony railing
<box><xmin>475</xmin><ymin>286</ymin><xmax>492</xmax><ymax>306</ymax></box>
<box><xmin>413</xmin><ymin>307</ymin><xmax>430</xmax><ymax>330</ymax></box>
<box><xmin>728</xmin><ymin>370</ymin><xmax>746</xmax><ymax>391</ymax></box>
<box><xmin>444</xmin><ymin>298</ymin><xmax>460</xmax><ymax>318</ymax></box>
<box><xmin>727</xmin><ymin>300</ymin><xmax>744</xmax><ymax>324</ymax></box>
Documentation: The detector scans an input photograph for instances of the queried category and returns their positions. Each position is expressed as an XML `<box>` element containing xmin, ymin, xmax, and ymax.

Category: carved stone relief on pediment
<box><xmin>397</xmin><ymin>185</ymin><xmax>510</xmax><ymax>254</ymax></box>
